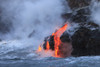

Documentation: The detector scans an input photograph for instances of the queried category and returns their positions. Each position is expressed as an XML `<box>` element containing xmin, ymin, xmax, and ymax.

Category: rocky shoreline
<box><xmin>43</xmin><ymin>0</ymin><xmax>100</xmax><ymax>57</ymax></box>
<box><xmin>64</xmin><ymin>0</ymin><xmax>100</xmax><ymax>56</ymax></box>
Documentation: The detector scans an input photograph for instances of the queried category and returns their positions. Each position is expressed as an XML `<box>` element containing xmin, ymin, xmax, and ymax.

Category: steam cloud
<box><xmin>91</xmin><ymin>0</ymin><xmax>100</xmax><ymax>26</ymax></box>
<box><xmin>0</xmin><ymin>0</ymin><xmax>70</xmax><ymax>49</ymax></box>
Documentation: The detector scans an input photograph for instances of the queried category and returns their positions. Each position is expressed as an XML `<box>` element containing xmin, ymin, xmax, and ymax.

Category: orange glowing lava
<box><xmin>46</xmin><ymin>41</ymin><xmax>50</xmax><ymax>50</ymax></box>
<box><xmin>37</xmin><ymin>24</ymin><xmax>68</xmax><ymax>57</ymax></box>
<box><xmin>53</xmin><ymin>24</ymin><xmax>68</xmax><ymax>57</ymax></box>
<box><xmin>37</xmin><ymin>45</ymin><xmax>42</xmax><ymax>52</ymax></box>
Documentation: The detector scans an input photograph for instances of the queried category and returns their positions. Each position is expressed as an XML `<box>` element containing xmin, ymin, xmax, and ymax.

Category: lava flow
<box><xmin>53</xmin><ymin>24</ymin><xmax>68</xmax><ymax>57</ymax></box>
<box><xmin>37</xmin><ymin>24</ymin><xmax>68</xmax><ymax>57</ymax></box>
<box><xmin>46</xmin><ymin>41</ymin><xmax>50</xmax><ymax>50</ymax></box>
<box><xmin>37</xmin><ymin>45</ymin><xmax>42</xmax><ymax>52</ymax></box>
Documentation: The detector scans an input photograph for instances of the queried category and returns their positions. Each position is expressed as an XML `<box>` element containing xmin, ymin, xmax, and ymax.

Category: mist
<box><xmin>0</xmin><ymin>0</ymin><xmax>71</xmax><ymax>49</ymax></box>
<box><xmin>91</xmin><ymin>0</ymin><xmax>100</xmax><ymax>26</ymax></box>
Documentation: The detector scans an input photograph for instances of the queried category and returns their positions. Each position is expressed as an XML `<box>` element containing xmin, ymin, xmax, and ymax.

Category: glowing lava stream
<box><xmin>37</xmin><ymin>45</ymin><xmax>42</xmax><ymax>52</ymax></box>
<box><xmin>46</xmin><ymin>41</ymin><xmax>50</xmax><ymax>50</ymax></box>
<box><xmin>37</xmin><ymin>24</ymin><xmax>68</xmax><ymax>57</ymax></box>
<box><xmin>53</xmin><ymin>24</ymin><xmax>68</xmax><ymax>57</ymax></box>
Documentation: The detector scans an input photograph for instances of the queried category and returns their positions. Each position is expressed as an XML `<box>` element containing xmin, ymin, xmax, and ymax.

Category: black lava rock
<box><xmin>71</xmin><ymin>27</ymin><xmax>100</xmax><ymax>56</ymax></box>
<box><xmin>71</xmin><ymin>27</ymin><xmax>91</xmax><ymax>56</ymax></box>
<box><xmin>67</xmin><ymin>0</ymin><xmax>91</xmax><ymax>10</ymax></box>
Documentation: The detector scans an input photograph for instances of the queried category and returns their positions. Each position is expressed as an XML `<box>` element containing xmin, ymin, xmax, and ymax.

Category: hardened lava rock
<box><xmin>71</xmin><ymin>27</ymin><xmax>100</xmax><ymax>56</ymax></box>
<box><xmin>43</xmin><ymin>27</ymin><xmax>100</xmax><ymax>57</ymax></box>
<box><xmin>67</xmin><ymin>0</ymin><xmax>91</xmax><ymax>10</ymax></box>
<box><xmin>71</xmin><ymin>27</ymin><xmax>91</xmax><ymax>56</ymax></box>
<box><xmin>43</xmin><ymin>0</ymin><xmax>100</xmax><ymax>57</ymax></box>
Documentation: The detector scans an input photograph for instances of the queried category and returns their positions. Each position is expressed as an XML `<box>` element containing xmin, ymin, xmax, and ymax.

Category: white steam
<box><xmin>0</xmin><ymin>0</ymin><xmax>70</xmax><ymax>49</ymax></box>
<box><xmin>91</xmin><ymin>1</ymin><xmax>100</xmax><ymax>26</ymax></box>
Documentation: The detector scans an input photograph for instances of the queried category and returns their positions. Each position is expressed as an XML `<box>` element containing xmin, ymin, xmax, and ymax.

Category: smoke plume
<box><xmin>0</xmin><ymin>0</ymin><xmax>70</xmax><ymax>49</ymax></box>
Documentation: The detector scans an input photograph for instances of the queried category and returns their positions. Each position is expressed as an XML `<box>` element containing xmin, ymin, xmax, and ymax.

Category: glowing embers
<box><xmin>37</xmin><ymin>24</ymin><xmax>68</xmax><ymax>57</ymax></box>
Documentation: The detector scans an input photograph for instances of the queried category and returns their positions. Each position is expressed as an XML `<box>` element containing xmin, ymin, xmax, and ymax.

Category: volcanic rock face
<box><xmin>71</xmin><ymin>27</ymin><xmax>91</xmax><ymax>56</ymax></box>
<box><xmin>87</xmin><ymin>30</ymin><xmax>100</xmax><ymax>55</ymax></box>
<box><xmin>65</xmin><ymin>0</ymin><xmax>100</xmax><ymax>56</ymax></box>
<box><xmin>67</xmin><ymin>0</ymin><xmax>91</xmax><ymax>10</ymax></box>
<box><xmin>72</xmin><ymin>27</ymin><xmax>100</xmax><ymax>56</ymax></box>
<box><xmin>43</xmin><ymin>0</ymin><xmax>100</xmax><ymax>57</ymax></box>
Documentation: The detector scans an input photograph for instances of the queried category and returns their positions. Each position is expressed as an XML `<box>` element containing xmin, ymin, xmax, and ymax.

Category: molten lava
<box><xmin>46</xmin><ymin>41</ymin><xmax>50</xmax><ymax>50</ymax></box>
<box><xmin>37</xmin><ymin>24</ymin><xmax>68</xmax><ymax>57</ymax></box>
<box><xmin>37</xmin><ymin>45</ymin><xmax>42</xmax><ymax>52</ymax></box>
<box><xmin>53</xmin><ymin>24</ymin><xmax>68</xmax><ymax>57</ymax></box>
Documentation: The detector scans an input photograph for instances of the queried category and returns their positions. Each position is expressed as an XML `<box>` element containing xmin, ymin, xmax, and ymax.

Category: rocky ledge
<box><xmin>43</xmin><ymin>0</ymin><xmax>100</xmax><ymax>57</ymax></box>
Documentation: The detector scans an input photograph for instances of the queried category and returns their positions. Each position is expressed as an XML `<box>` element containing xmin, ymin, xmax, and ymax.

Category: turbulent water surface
<box><xmin>0</xmin><ymin>41</ymin><xmax>100</xmax><ymax>67</ymax></box>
